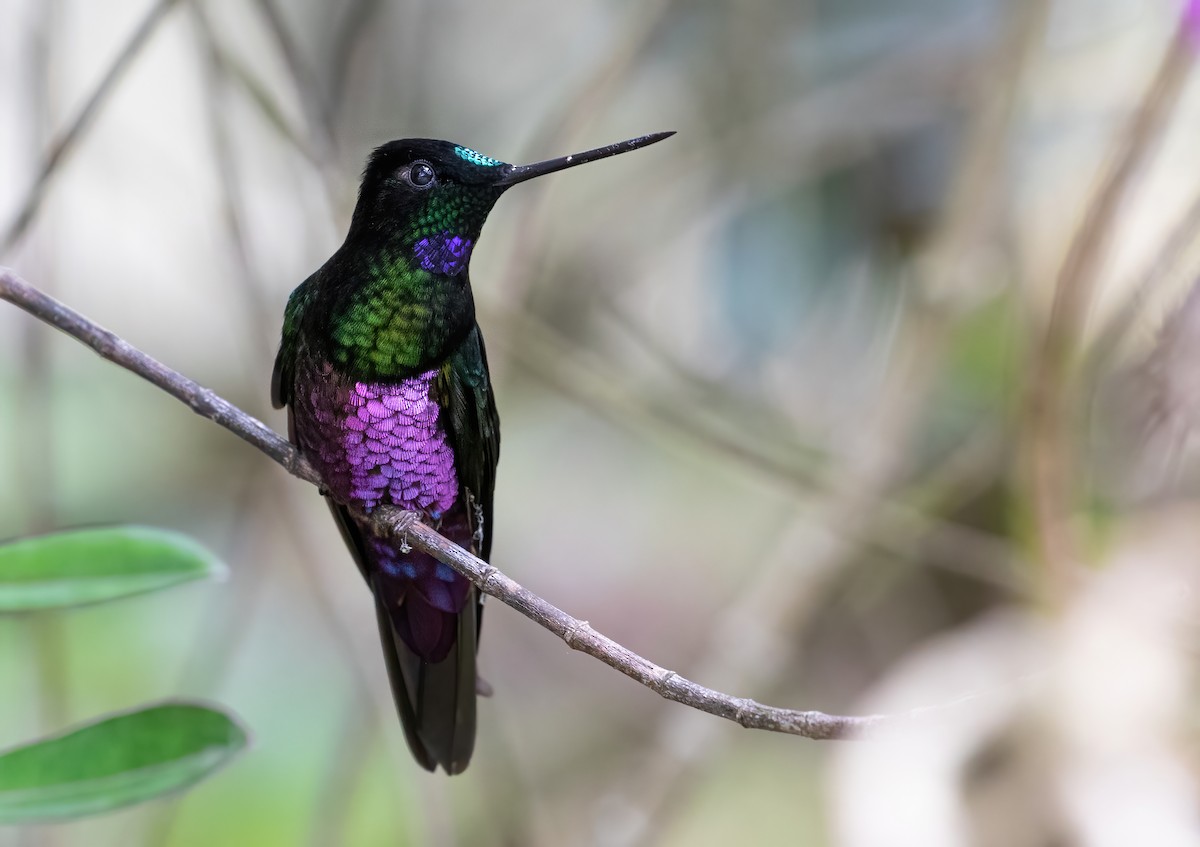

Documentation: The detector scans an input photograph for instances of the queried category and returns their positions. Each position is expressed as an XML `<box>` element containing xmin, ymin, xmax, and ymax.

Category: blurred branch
<box><xmin>1023</xmin><ymin>21</ymin><xmax>1196</xmax><ymax>598</ymax></box>
<box><xmin>328</xmin><ymin>0</ymin><xmax>385</xmax><ymax>120</ymax></box>
<box><xmin>492</xmin><ymin>300</ymin><xmax>1023</xmax><ymax>598</ymax></box>
<box><xmin>598</xmin><ymin>301</ymin><xmax>830</xmax><ymax>472</ymax></box>
<box><xmin>191</xmin><ymin>2</ymin><xmax>273</xmax><ymax>343</ymax></box>
<box><xmin>194</xmin><ymin>13</ymin><xmax>318</xmax><ymax>165</ymax></box>
<box><xmin>917</xmin><ymin>0</ymin><xmax>1048</xmax><ymax>303</ymax></box>
<box><xmin>0</xmin><ymin>266</ymin><xmax>917</xmax><ymax>741</ymax></box>
<box><xmin>487</xmin><ymin>303</ymin><xmax>826</xmax><ymax>488</ymax></box>
<box><xmin>252</xmin><ymin>0</ymin><xmax>336</xmax><ymax>163</ymax></box>
<box><xmin>524</xmin><ymin>17</ymin><xmax>989</xmax><ymax>315</ymax></box>
<box><xmin>1090</xmin><ymin>185</ymin><xmax>1200</xmax><ymax>369</ymax></box>
<box><xmin>0</xmin><ymin>0</ymin><xmax>183</xmax><ymax>255</ymax></box>
<box><xmin>490</xmin><ymin>0</ymin><xmax>677</xmax><ymax>324</ymax></box>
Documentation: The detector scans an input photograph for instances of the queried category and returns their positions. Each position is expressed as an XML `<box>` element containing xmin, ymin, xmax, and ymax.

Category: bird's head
<box><xmin>347</xmin><ymin>132</ymin><xmax>674</xmax><ymax>275</ymax></box>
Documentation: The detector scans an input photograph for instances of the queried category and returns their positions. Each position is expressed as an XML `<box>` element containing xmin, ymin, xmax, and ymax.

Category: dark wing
<box><xmin>270</xmin><ymin>345</ymin><xmax>291</xmax><ymax>410</ymax></box>
<box><xmin>271</xmin><ymin>273</ymin><xmax>317</xmax><ymax>410</ymax></box>
<box><xmin>438</xmin><ymin>323</ymin><xmax>501</xmax><ymax>561</ymax></box>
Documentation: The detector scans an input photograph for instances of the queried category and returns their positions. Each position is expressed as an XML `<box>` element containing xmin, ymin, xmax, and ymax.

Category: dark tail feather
<box><xmin>373</xmin><ymin>579</ymin><xmax>478</xmax><ymax>774</ymax></box>
<box><xmin>328</xmin><ymin>500</ymin><xmax>478</xmax><ymax>773</ymax></box>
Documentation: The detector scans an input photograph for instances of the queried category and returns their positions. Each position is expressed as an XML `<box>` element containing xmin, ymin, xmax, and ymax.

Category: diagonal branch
<box><xmin>0</xmin><ymin>265</ymin><xmax>910</xmax><ymax>741</ymax></box>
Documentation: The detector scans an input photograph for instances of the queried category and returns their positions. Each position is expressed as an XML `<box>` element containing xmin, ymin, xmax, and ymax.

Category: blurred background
<box><xmin>3</xmin><ymin>0</ymin><xmax>1200</xmax><ymax>844</ymax></box>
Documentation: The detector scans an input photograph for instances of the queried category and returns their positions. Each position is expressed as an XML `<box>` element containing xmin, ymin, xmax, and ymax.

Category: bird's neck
<box><xmin>320</xmin><ymin>234</ymin><xmax>476</xmax><ymax>381</ymax></box>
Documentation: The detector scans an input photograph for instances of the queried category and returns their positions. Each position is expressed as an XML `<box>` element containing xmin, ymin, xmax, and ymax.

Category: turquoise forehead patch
<box><xmin>454</xmin><ymin>146</ymin><xmax>502</xmax><ymax>167</ymax></box>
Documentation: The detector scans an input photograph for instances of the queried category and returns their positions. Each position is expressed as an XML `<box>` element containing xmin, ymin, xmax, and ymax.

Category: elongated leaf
<box><xmin>0</xmin><ymin>527</ymin><xmax>225</xmax><ymax>611</ymax></box>
<box><xmin>0</xmin><ymin>702</ymin><xmax>247</xmax><ymax>823</ymax></box>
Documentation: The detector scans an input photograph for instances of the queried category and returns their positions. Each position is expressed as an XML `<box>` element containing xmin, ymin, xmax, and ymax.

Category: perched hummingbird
<box><xmin>271</xmin><ymin>132</ymin><xmax>673</xmax><ymax>773</ymax></box>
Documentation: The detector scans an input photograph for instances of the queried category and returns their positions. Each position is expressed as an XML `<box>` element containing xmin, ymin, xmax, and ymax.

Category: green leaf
<box><xmin>0</xmin><ymin>702</ymin><xmax>248</xmax><ymax>823</ymax></box>
<box><xmin>0</xmin><ymin>527</ymin><xmax>226</xmax><ymax>611</ymax></box>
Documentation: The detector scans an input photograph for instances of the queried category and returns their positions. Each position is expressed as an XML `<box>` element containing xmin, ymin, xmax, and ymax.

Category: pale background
<box><xmin>2</xmin><ymin>0</ymin><xmax>1200</xmax><ymax>845</ymax></box>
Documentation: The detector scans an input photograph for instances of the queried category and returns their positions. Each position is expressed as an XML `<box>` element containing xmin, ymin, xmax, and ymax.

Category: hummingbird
<box><xmin>271</xmin><ymin>131</ymin><xmax>673</xmax><ymax>773</ymax></box>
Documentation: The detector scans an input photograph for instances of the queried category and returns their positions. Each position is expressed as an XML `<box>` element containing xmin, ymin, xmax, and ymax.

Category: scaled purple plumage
<box><xmin>413</xmin><ymin>232</ymin><xmax>474</xmax><ymax>275</ymax></box>
<box><xmin>331</xmin><ymin>373</ymin><xmax>458</xmax><ymax>513</ymax></box>
<box><xmin>296</xmin><ymin>363</ymin><xmax>473</xmax><ymax>661</ymax></box>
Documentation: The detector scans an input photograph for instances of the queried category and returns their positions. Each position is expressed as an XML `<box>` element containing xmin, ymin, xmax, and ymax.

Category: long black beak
<box><xmin>496</xmin><ymin>131</ymin><xmax>675</xmax><ymax>188</ymax></box>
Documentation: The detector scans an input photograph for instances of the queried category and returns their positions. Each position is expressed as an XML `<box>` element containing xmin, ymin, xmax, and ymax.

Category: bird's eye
<box><xmin>406</xmin><ymin>161</ymin><xmax>436</xmax><ymax>189</ymax></box>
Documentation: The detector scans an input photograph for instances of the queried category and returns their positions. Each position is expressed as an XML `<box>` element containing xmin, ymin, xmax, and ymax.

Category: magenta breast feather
<box><xmin>307</xmin><ymin>368</ymin><xmax>459</xmax><ymax>516</ymax></box>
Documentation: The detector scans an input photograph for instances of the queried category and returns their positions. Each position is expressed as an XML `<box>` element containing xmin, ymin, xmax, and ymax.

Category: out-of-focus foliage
<box><xmin>2</xmin><ymin>0</ymin><xmax>1200</xmax><ymax>844</ymax></box>
<box><xmin>0</xmin><ymin>526</ymin><xmax>225</xmax><ymax>611</ymax></box>
<box><xmin>0</xmin><ymin>703</ymin><xmax>247</xmax><ymax>824</ymax></box>
<box><xmin>0</xmin><ymin>528</ymin><xmax>242</xmax><ymax>827</ymax></box>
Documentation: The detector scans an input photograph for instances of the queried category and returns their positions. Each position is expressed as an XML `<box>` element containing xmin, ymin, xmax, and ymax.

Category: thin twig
<box><xmin>380</xmin><ymin>510</ymin><xmax>881</xmax><ymax>740</ymax></box>
<box><xmin>0</xmin><ymin>0</ymin><xmax>183</xmax><ymax>255</ymax></box>
<box><xmin>0</xmin><ymin>266</ymin><xmax>914</xmax><ymax>741</ymax></box>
